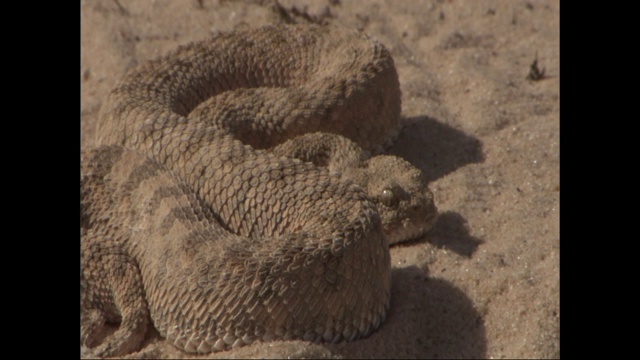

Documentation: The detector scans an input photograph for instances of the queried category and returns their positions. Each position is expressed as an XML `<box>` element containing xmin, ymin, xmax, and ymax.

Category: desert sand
<box><xmin>81</xmin><ymin>0</ymin><xmax>559</xmax><ymax>358</ymax></box>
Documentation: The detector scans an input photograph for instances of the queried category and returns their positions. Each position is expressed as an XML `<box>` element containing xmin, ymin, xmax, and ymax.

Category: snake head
<box><xmin>345</xmin><ymin>155</ymin><xmax>438</xmax><ymax>245</ymax></box>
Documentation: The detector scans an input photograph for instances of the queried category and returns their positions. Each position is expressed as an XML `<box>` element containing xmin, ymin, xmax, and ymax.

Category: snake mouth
<box><xmin>385</xmin><ymin>209</ymin><xmax>439</xmax><ymax>245</ymax></box>
<box><xmin>386</xmin><ymin>225</ymin><xmax>428</xmax><ymax>245</ymax></box>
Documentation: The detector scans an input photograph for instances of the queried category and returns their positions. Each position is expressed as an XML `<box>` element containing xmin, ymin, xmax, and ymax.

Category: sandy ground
<box><xmin>81</xmin><ymin>0</ymin><xmax>559</xmax><ymax>358</ymax></box>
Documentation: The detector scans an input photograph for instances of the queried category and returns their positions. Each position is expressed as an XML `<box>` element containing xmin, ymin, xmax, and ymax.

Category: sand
<box><xmin>81</xmin><ymin>0</ymin><xmax>559</xmax><ymax>358</ymax></box>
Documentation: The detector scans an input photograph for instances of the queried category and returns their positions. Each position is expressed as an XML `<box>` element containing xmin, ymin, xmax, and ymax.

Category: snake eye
<box><xmin>380</xmin><ymin>188</ymin><xmax>398</xmax><ymax>207</ymax></box>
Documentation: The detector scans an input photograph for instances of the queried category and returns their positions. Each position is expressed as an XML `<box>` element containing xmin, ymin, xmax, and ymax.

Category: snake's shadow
<box><xmin>401</xmin><ymin>211</ymin><xmax>483</xmax><ymax>258</ymax></box>
<box><xmin>388</xmin><ymin>115</ymin><xmax>484</xmax><ymax>183</ymax></box>
<box><xmin>328</xmin><ymin>266</ymin><xmax>487</xmax><ymax>358</ymax></box>
<box><xmin>389</xmin><ymin>116</ymin><xmax>485</xmax><ymax>258</ymax></box>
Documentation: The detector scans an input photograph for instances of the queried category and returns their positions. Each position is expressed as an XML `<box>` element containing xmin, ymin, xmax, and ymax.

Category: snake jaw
<box><xmin>383</xmin><ymin>200</ymin><xmax>439</xmax><ymax>245</ymax></box>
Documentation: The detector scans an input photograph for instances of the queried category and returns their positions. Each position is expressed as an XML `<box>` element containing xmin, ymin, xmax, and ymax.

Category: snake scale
<box><xmin>81</xmin><ymin>24</ymin><xmax>437</xmax><ymax>356</ymax></box>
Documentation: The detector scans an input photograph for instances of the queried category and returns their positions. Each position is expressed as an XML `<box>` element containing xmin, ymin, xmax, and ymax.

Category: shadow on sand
<box><xmin>328</xmin><ymin>266</ymin><xmax>487</xmax><ymax>358</ymax></box>
<box><xmin>388</xmin><ymin>116</ymin><xmax>484</xmax><ymax>183</ymax></box>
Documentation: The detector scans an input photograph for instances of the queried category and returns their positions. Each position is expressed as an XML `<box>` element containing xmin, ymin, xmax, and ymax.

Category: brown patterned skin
<box><xmin>81</xmin><ymin>25</ymin><xmax>437</xmax><ymax>356</ymax></box>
